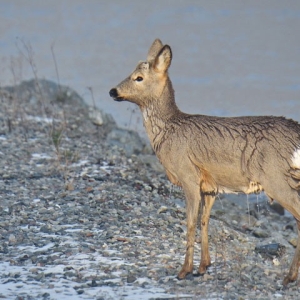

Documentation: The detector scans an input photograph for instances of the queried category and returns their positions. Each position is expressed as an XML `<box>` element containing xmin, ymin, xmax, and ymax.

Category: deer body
<box><xmin>110</xmin><ymin>39</ymin><xmax>300</xmax><ymax>286</ymax></box>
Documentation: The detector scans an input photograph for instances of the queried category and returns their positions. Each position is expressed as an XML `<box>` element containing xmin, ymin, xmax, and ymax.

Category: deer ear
<box><xmin>153</xmin><ymin>45</ymin><xmax>172</xmax><ymax>73</ymax></box>
<box><xmin>147</xmin><ymin>39</ymin><xmax>163</xmax><ymax>62</ymax></box>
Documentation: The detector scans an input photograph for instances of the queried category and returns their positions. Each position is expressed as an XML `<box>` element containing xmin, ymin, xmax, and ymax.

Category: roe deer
<box><xmin>109</xmin><ymin>39</ymin><xmax>300</xmax><ymax>286</ymax></box>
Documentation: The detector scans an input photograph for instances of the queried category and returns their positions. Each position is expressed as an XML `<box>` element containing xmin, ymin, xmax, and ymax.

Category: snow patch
<box><xmin>31</xmin><ymin>153</ymin><xmax>52</xmax><ymax>160</ymax></box>
<box><xmin>0</xmin><ymin>224</ymin><xmax>192</xmax><ymax>299</ymax></box>
<box><xmin>71</xmin><ymin>159</ymin><xmax>89</xmax><ymax>167</ymax></box>
<box><xmin>26</xmin><ymin>115</ymin><xmax>58</xmax><ymax>124</ymax></box>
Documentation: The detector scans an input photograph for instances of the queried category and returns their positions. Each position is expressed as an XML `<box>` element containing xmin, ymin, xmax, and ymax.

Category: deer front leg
<box><xmin>283</xmin><ymin>219</ymin><xmax>300</xmax><ymax>286</ymax></box>
<box><xmin>177</xmin><ymin>183</ymin><xmax>201</xmax><ymax>279</ymax></box>
<box><xmin>198</xmin><ymin>194</ymin><xmax>215</xmax><ymax>274</ymax></box>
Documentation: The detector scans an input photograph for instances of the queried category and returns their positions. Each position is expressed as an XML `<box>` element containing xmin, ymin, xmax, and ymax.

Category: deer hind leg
<box><xmin>198</xmin><ymin>194</ymin><xmax>215</xmax><ymax>274</ymax></box>
<box><xmin>177</xmin><ymin>183</ymin><xmax>201</xmax><ymax>279</ymax></box>
<box><xmin>283</xmin><ymin>218</ymin><xmax>300</xmax><ymax>286</ymax></box>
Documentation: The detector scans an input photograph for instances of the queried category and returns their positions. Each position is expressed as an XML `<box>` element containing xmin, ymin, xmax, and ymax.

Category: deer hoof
<box><xmin>177</xmin><ymin>267</ymin><xmax>193</xmax><ymax>280</ymax></box>
<box><xmin>194</xmin><ymin>272</ymin><xmax>205</xmax><ymax>277</ymax></box>
<box><xmin>283</xmin><ymin>274</ymin><xmax>296</xmax><ymax>287</ymax></box>
<box><xmin>198</xmin><ymin>262</ymin><xmax>211</xmax><ymax>274</ymax></box>
<box><xmin>177</xmin><ymin>272</ymin><xmax>193</xmax><ymax>280</ymax></box>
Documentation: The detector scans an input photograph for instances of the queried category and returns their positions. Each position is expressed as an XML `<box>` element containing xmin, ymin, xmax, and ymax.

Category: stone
<box><xmin>289</xmin><ymin>238</ymin><xmax>298</xmax><ymax>248</ymax></box>
<box><xmin>268</xmin><ymin>201</ymin><xmax>285</xmax><ymax>216</ymax></box>
<box><xmin>252</xmin><ymin>229</ymin><xmax>270</xmax><ymax>238</ymax></box>
<box><xmin>138</xmin><ymin>154</ymin><xmax>164</xmax><ymax>173</ymax></box>
<box><xmin>127</xmin><ymin>274</ymin><xmax>137</xmax><ymax>283</ymax></box>
<box><xmin>106</xmin><ymin>128</ymin><xmax>147</xmax><ymax>156</ymax></box>
<box><xmin>157</xmin><ymin>206</ymin><xmax>168</xmax><ymax>214</ymax></box>
<box><xmin>88</xmin><ymin>106</ymin><xmax>103</xmax><ymax>126</ymax></box>
<box><xmin>8</xmin><ymin>234</ymin><xmax>16</xmax><ymax>244</ymax></box>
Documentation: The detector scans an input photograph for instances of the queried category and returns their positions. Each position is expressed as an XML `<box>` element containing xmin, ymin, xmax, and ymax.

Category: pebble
<box><xmin>127</xmin><ymin>274</ymin><xmax>137</xmax><ymax>283</ymax></box>
<box><xmin>252</xmin><ymin>228</ymin><xmax>271</xmax><ymax>238</ymax></box>
<box><xmin>289</xmin><ymin>238</ymin><xmax>298</xmax><ymax>248</ymax></box>
<box><xmin>88</xmin><ymin>106</ymin><xmax>103</xmax><ymax>125</ymax></box>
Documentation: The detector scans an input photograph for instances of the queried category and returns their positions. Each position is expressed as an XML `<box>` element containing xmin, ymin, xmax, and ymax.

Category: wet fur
<box><xmin>110</xmin><ymin>39</ymin><xmax>300</xmax><ymax>286</ymax></box>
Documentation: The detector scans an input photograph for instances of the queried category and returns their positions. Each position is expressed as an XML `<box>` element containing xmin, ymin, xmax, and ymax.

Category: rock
<box><xmin>289</xmin><ymin>238</ymin><xmax>298</xmax><ymax>248</ymax></box>
<box><xmin>255</xmin><ymin>243</ymin><xmax>286</xmax><ymax>258</ymax></box>
<box><xmin>138</xmin><ymin>154</ymin><xmax>164</xmax><ymax>173</ymax></box>
<box><xmin>101</xmin><ymin>111</ymin><xmax>117</xmax><ymax>131</ymax></box>
<box><xmin>157</xmin><ymin>206</ymin><xmax>168</xmax><ymax>214</ymax></box>
<box><xmin>89</xmin><ymin>279</ymin><xmax>98</xmax><ymax>287</ymax></box>
<box><xmin>40</xmin><ymin>225</ymin><xmax>53</xmax><ymax>234</ymax></box>
<box><xmin>106</xmin><ymin>128</ymin><xmax>148</xmax><ymax>156</ymax></box>
<box><xmin>88</xmin><ymin>106</ymin><xmax>103</xmax><ymax>125</ymax></box>
<box><xmin>268</xmin><ymin>201</ymin><xmax>285</xmax><ymax>216</ymax></box>
<box><xmin>203</xmin><ymin>273</ymin><xmax>214</xmax><ymax>281</ymax></box>
<box><xmin>0</xmin><ymin>79</ymin><xmax>116</xmax><ymax>133</ymax></box>
<box><xmin>252</xmin><ymin>229</ymin><xmax>270</xmax><ymax>238</ymax></box>
<box><xmin>283</xmin><ymin>221</ymin><xmax>294</xmax><ymax>231</ymax></box>
<box><xmin>171</xmin><ymin>198</ymin><xmax>185</xmax><ymax>208</ymax></box>
<box><xmin>127</xmin><ymin>274</ymin><xmax>137</xmax><ymax>283</ymax></box>
<box><xmin>240</xmin><ymin>273</ymin><xmax>252</xmax><ymax>282</ymax></box>
<box><xmin>8</xmin><ymin>234</ymin><xmax>16</xmax><ymax>244</ymax></box>
<box><xmin>1</xmin><ymin>79</ymin><xmax>86</xmax><ymax>108</ymax></box>
<box><xmin>76</xmin><ymin>290</ymin><xmax>84</xmax><ymax>295</ymax></box>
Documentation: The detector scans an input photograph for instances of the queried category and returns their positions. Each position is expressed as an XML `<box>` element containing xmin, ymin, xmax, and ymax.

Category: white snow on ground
<box><xmin>31</xmin><ymin>153</ymin><xmax>53</xmax><ymax>160</ymax></box>
<box><xmin>0</xmin><ymin>259</ymin><xmax>190</xmax><ymax>300</ymax></box>
<box><xmin>0</xmin><ymin>224</ymin><xmax>192</xmax><ymax>299</ymax></box>
<box><xmin>26</xmin><ymin>116</ymin><xmax>59</xmax><ymax>124</ymax></box>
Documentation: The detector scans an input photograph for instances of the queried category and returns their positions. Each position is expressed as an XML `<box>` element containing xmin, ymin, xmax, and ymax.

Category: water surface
<box><xmin>1</xmin><ymin>0</ymin><xmax>299</xmax><ymax>136</ymax></box>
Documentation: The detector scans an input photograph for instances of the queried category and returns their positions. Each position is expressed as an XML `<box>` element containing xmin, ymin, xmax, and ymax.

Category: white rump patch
<box><xmin>291</xmin><ymin>147</ymin><xmax>300</xmax><ymax>168</ymax></box>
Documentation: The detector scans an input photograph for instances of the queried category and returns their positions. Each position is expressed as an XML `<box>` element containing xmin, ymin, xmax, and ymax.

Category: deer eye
<box><xmin>135</xmin><ymin>76</ymin><xmax>143</xmax><ymax>82</ymax></box>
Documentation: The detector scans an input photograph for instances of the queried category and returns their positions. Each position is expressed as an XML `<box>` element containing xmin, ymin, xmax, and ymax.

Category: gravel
<box><xmin>0</xmin><ymin>79</ymin><xmax>299</xmax><ymax>299</ymax></box>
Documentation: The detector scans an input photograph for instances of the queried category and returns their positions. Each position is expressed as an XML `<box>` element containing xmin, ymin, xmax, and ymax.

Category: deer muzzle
<box><xmin>109</xmin><ymin>88</ymin><xmax>124</xmax><ymax>102</ymax></box>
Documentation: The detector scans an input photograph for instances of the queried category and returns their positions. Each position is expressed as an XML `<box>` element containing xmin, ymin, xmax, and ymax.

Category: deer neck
<box><xmin>141</xmin><ymin>79</ymin><xmax>181</xmax><ymax>150</ymax></box>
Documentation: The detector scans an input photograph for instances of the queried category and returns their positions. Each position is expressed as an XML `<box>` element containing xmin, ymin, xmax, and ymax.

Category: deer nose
<box><xmin>109</xmin><ymin>88</ymin><xmax>118</xmax><ymax>98</ymax></box>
